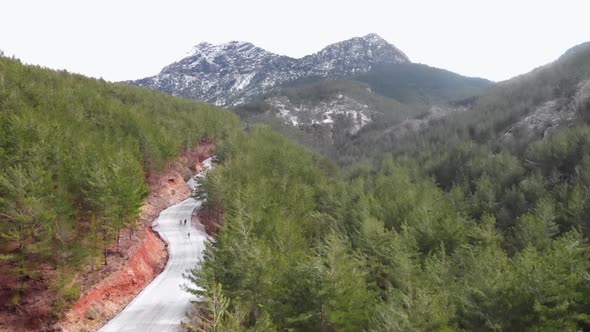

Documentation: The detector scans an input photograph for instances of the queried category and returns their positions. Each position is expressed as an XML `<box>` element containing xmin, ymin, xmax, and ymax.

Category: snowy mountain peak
<box><xmin>300</xmin><ymin>34</ymin><xmax>410</xmax><ymax>74</ymax></box>
<box><xmin>320</xmin><ymin>34</ymin><xmax>407</xmax><ymax>58</ymax></box>
<box><xmin>181</xmin><ymin>41</ymin><xmax>275</xmax><ymax>67</ymax></box>
<box><xmin>189</xmin><ymin>40</ymin><xmax>260</xmax><ymax>57</ymax></box>
<box><xmin>131</xmin><ymin>34</ymin><xmax>411</xmax><ymax>106</ymax></box>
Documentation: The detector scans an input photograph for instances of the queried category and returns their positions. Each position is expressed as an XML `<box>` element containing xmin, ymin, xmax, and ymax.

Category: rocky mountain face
<box><xmin>268</xmin><ymin>93</ymin><xmax>373</xmax><ymax>135</ymax></box>
<box><xmin>501</xmin><ymin>79</ymin><xmax>590</xmax><ymax>144</ymax></box>
<box><xmin>129</xmin><ymin>34</ymin><xmax>409</xmax><ymax>106</ymax></box>
<box><xmin>486</xmin><ymin>42</ymin><xmax>590</xmax><ymax>145</ymax></box>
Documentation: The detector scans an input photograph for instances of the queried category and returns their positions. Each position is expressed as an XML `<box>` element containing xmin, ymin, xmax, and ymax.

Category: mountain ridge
<box><xmin>129</xmin><ymin>34</ymin><xmax>411</xmax><ymax>106</ymax></box>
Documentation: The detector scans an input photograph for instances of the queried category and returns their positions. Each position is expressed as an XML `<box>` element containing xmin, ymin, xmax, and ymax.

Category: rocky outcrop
<box><xmin>267</xmin><ymin>94</ymin><xmax>372</xmax><ymax>134</ymax></box>
<box><xmin>501</xmin><ymin>80</ymin><xmax>590</xmax><ymax>142</ymax></box>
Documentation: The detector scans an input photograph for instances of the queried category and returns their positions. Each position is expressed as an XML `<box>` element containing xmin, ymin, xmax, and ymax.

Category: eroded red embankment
<box><xmin>56</xmin><ymin>143</ymin><xmax>214</xmax><ymax>332</ymax></box>
<box><xmin>69</xmin><ymin>226</ymin><xmax>165</xmax><ymax>318</ymax></box>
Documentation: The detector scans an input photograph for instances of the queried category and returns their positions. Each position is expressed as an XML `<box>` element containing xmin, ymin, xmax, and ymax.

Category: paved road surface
<box><xmin>99</xmin><ymin>197</ymin><xmax>207</xmax><ymax>332</ymax></box>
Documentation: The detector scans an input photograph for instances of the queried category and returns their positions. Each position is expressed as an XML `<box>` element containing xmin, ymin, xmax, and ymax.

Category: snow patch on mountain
<box><xmin>267</xmin><ymin>95</ymin><xmax>373</xmax><ymax>134</ymax></box>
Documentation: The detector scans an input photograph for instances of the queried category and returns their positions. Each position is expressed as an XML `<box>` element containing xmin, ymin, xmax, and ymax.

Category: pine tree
<box><xmin>315</xmin><ymin>231</ymin><xmax>375</xmax><ymax>331</ymax></box>
<box><xmin>0</xmin><ymin>164</ymin><xmax>54</xmax><ymax>303</ymax></box>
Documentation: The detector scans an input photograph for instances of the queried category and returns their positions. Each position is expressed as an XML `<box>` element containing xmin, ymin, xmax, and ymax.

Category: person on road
<box><xmin>188</xmin><ymin>232</ymin><xmax>191</xmax><ymax>239</ymax></box>
<box><xmin>184</xmin><ymin>219</ymin><xmax>187</xmax><ymax>225</ymax></box>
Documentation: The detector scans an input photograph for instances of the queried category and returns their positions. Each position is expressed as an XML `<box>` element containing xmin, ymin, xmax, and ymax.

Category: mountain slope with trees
<box><xmin>0</xmin><ymin>55</ymin><xmax>239</xmax><ymax>327</ymax></box>
<box><xmin>234</xmin><ymin>62</ymin><xmax>491</xmax><ymax>156</ymax></box>
<box><xmin>336</xmin><ymin>41</ymin><xmax>590</xmax><ymax>163</ymax></box>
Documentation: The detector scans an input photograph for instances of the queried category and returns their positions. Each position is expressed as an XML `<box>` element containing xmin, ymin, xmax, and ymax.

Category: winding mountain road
<box><xmin>99</xmin><ymin>197</ymin><xmax>208</xmax><ymax>331</ymax></box>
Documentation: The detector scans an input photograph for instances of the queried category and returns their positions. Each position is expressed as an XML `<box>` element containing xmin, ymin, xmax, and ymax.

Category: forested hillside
<box><xmin>0</xmin><ymin>56</ymin><xmax>239</xmax><ymax>317</ymax></box>
<box><xmin>182</xmin><ymin>43</ymin><xmax>590</xmax><ymax>331</ymax></box>
<box><xmin>339</xmin><ymin>41</ymin><xmax>590</xmax><ymax>162</ymax></box>
<box><xmin>234</xmin><ymin>63</ymin><xmax>490</xmax><ymax>158</ymax></box>
<box><xmin>182</xmin><ymin>126</ymin><xmax>590</xmax><ymax>331</ymax></box>
<box><xmin>355</xmin><ymin>62</ymin><xmax>491</xmax><ymax>105</ymax></box>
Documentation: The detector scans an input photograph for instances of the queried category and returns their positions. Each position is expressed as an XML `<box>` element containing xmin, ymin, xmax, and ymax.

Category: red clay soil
<box><xmin>0</xmin><ymin>143</ymin><xmax>214</xmax><ymax>332</ymax></box>
<box><xmin>57</xmin><ymin>227</ymin><xmax>166</xmax><ymax>332</ymax></box>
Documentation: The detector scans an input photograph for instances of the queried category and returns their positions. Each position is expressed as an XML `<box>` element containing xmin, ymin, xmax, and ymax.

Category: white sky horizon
<box><xmin>1</xmin><ymin>0</ymin><xmax>589</xmax><ymax>83</ymax></box>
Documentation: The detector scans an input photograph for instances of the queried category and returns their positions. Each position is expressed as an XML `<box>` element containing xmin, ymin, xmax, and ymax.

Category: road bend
<box><xmin>99</xmin><ymin>197</ymin><xmax>207</xmax><ymax>332</ymax></box>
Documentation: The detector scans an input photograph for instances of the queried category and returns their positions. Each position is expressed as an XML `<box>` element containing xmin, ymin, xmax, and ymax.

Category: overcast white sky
<box><xmin>1</xmin><ymin>0</ymin><xmax>588</xmax><ymax>82</ymax></box>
